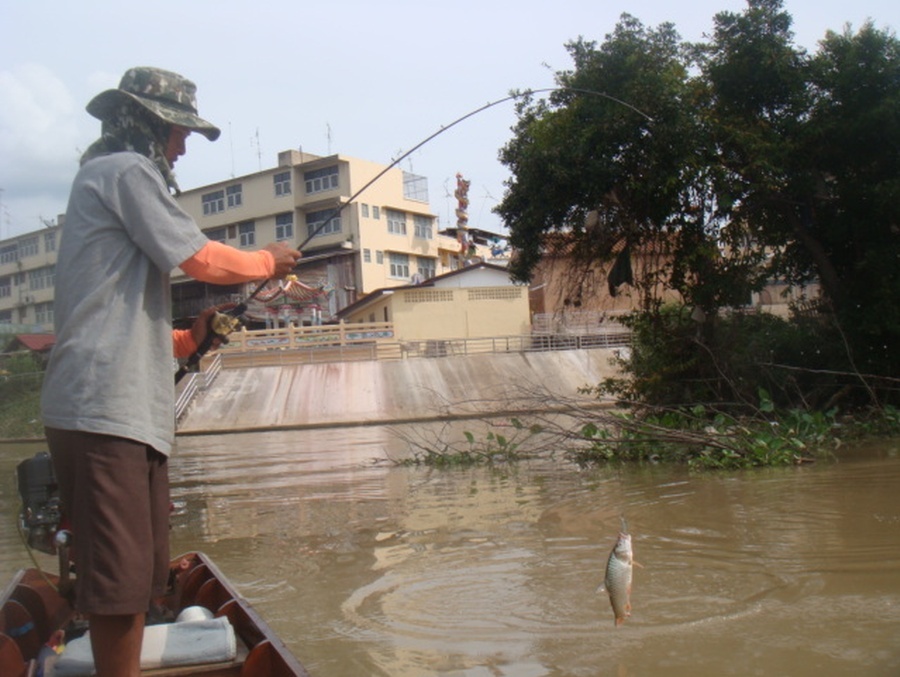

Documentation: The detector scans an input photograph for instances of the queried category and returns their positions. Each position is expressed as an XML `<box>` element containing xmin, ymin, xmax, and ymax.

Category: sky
<box><xmin>1</xmin><ymin>0</ymin><xmax>897</xmax><ymax>241</ymax></box>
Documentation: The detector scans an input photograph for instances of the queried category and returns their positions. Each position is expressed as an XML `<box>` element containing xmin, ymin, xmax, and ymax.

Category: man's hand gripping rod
<box><xmin>174</xmin><ymin>301</ymin><xmax>246</xmax><ymax>384</ymax></box>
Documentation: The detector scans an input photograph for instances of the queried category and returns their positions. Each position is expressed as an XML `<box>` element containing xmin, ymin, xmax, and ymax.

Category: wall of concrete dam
<box><xmin>176</xmin><ymin>348</ymin><xmax>623</xmax><ymax>435</ymax></box>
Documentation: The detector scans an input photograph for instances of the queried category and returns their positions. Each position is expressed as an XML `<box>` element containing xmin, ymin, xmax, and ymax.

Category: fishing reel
<box><xmin>209</xmin><ymin>310</ymin><xmax>242</xmax><ymax>342</ymax></box>
<box><xmin>17</xmin><ymin>451</ymin><xmax>65</xmax><ymax>555</ymax></box>
<box><xmin>175</xmin><ymin>303</ymin><xmax>246</xmax><ymax>384</ymax></box>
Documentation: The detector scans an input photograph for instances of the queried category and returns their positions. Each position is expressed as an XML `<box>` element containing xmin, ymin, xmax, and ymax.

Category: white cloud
<box><xmin>0</xmin><ymin>63</ymin><xmax>92</xmax><ymax>234</ymax></box>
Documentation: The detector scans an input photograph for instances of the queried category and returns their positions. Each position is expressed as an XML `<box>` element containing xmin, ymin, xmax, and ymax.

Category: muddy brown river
<box><xmin>2</xmin><ymin>427</ymin><xmax>899</xmax><ymax>676</ymax></box>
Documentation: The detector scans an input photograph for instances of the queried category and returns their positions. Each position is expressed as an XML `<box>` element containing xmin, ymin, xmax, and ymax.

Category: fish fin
<box><xmin>633</xmin><ymin>560</ymin><xmax>644</xmax><ymax>569</ymax></box>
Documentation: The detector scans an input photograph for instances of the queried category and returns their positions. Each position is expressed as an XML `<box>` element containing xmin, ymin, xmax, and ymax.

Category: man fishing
<box><xmin>40</xmin><ymin>67</ymin><xmax>301</xmax><ymax>676</ymax></box>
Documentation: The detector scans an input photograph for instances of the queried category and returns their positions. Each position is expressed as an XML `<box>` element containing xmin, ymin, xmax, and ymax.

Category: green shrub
<box><xmin>596</xmin><ymin>304</ymin><xmax>882</xmax><ymax>412</ymax></box>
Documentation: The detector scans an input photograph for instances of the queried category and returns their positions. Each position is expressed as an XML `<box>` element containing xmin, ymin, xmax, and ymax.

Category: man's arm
<box><xmin>179</xmin><ymin>240</ymin><xmax>300</xmax><ymax>284</ymax></box>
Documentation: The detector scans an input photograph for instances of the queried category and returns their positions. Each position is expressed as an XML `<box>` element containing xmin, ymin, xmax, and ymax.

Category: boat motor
<box><xmin>17</xmin><ymin>451</ymin><xmax>73</xmax><ymax>594</ymax></box>
<box><xmin>17</xmin><ymin>451</ymin><xmax>62</xmax><ymax>555</ymax></box>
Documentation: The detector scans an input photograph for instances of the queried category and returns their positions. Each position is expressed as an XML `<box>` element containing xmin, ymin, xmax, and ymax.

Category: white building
<box><xmin>0</xmin><ymin>225</ymin><xmax>60</xmax><ymax>333</ymax></box>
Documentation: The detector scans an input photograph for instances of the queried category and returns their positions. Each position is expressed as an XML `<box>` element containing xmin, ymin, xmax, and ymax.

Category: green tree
<box><xmin>497</xmin><ymin>0</ymin><xmax>900</xmax><ymax>401</ymax></box>
<box><xmin>803</xmin><ymin>22</ymin><xmax>900</xmax><ymax>377</ymax></box>
<box><xmin>498</xmin><ymin>13</ymin><xmax>771</xmax><ymax>315</ymax></box>
<box><xmin>498</xmin><ymin>15</ymin><xmax>692</xmax><ymax>296</ymax></box>
<box><xmin>700</xmin><ymin>1</ymin><xmax>900</xmax><ymax>380</ymax></box>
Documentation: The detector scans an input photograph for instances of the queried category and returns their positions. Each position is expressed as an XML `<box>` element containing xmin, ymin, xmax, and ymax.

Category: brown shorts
<box><xmin>45</xmin><ymin>428</ymin><xmax>170</xmax><ymax>615</ymax></box>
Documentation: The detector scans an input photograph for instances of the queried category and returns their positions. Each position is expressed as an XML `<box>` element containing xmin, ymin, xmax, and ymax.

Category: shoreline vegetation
<box><xmin>393</xmin><ymin>400</ymin><xmax>900</xmax><ymax>470</ymax></box>
<box><xmin>0</xmin><ymin>376</ymin><xmax>42</xmax><ymax>442</ymax></box>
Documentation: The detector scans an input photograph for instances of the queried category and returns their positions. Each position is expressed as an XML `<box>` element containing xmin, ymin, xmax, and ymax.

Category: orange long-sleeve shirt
<box><xmin>172</xmin><ymin>241</ymin><xmax>276</xmax><ymax>357</ymax></box>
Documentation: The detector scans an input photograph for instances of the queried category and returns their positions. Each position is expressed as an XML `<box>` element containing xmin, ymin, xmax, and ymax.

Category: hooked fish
<box><xmin>599</xmin><ymin>518</ymin><xmax>635</xmax><ymax>626</ymax></box>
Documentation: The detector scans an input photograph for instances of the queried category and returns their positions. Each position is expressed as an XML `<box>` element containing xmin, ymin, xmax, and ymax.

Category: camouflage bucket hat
<box><xmin>86</xmin><ymin>67</ymin><xmax>221</xmax><ymax>141</ymax></box>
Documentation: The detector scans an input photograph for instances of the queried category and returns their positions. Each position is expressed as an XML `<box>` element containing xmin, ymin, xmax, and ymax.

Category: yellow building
<box><xmin>172</xmin><ymin>149</ymin><xmax>469</xmax><ymax>324</ymax></box>
<box><xmin>337</xmin><ymin>262</ymin><xmax>529</xmax><ymax>342</ymax></box>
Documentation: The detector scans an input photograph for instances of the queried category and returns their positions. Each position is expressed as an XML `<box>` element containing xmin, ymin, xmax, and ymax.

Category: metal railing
<box><xmin>202</xmin><ymin>323</ymin><xmax>631</xmax><ymax>371</ymax></box>
<box><xmin>174</xmin><ymin>353</ymin><xmax>223</xmax><ymax>423</ymax></box>
<box><xmin>203</xmin><ymin>352</ymin><xmax>223</xmax><ymax>386</ymax></box>
<box><xmin>174</xmin><ymin>374</ymin><xmax>199</xmax><ymax>422</ymax></box>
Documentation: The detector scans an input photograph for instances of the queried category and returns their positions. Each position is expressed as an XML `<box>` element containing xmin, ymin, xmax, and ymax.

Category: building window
<box><xmin>376</xmin><ymin>250</ymin><xmax>384</xmax><ymax>264</ymax></box>
<box><xmin>205</xmin><ymin>227</ymin><xmax>227</xmax><ymax>243</ymax></box>
<box><xmin>389</xmin><ymin>253</ymin><xmax>410</xmax><ymax>279</ymax></box>
<box><xmin>274</xmin><ymin>171</ymin><xmax>292</xmax><ymax>196</ymax></box>
<box><xmin>403</xmin><ymin>172</ymin><xmax>429</xmax><ymax>202</ymax></box>
<box><xmin>275</xmin><ymin>213</ymin><xmax>294</xmax><ymax>241</ymax></box>
<box><xmin>0</xmin><ymin>309</ymin><xmax>11</xmax><ymax>324</ymax></box>
<box><xmin>304</xmin><ymin>166</ymin><xmax>339</xmax><ymax>194</ymax></box>
<box><xmin>306</xmin><ymin>209</ymin><xmax>341</xmax><ymax>239</ymax></box>
<box><xmin>202</xmin><ymin>189</ymin><xmax>225</xmax><ymax>215</ymax></box>
<box><xmin>226</xmin><ymin>184</ymin><xmax>243</xmax><ymax>209</ymax></box>
<box><xmin>238</xmin><ymin>221</ymin><xmax>256</xmax><ymax>247</ymax></box>
<box><xmin>386</xmin><ymin>209</ymin><xmax>406</xmax><ymax>235</ymax></box>
<box><xmin>44</xmin><ymin>231</ymin><xmax>57</xmax><ymax>253</ymax></box>
<box><xmin>372</xmin><ymin>206</ymin><xmax>381</xmax><ymax>220</ymax></box>
<box><xmin>417</xmin><ymin>257</ymin><xmax>436</xmax><ymax>279</ymax></box>
<box><xmin>0</xmin><ymin>244</ymin><xmax>16</xmax><ymax>265</ymax></box>
<box><xmin>0</xmin><ymin>277</ymin><xmax>10</xmax><ymax>298</ymax></box>
<box><xmin>363</xmin><ymin>249</ymin><xmax>371</xmax><ymax>263</ymax></box>
<box><xmin>414</xmin><ymin>214</ymin><xmax>433</xmax><ymax>239</ymax></box>
<box><xmin>35</xmin><ymin>301</ymin><xmax>53</xmax><ymax>325</ymax></box>
<box><xmin>361</xmin><ymin>203</ymin><xmax>369</xmax><ymax>218</ymax></box>
<box><xmin>18</xmin><ymin>237</ymin><xmax>39</xmax><ymax>258</ymax></box>
<box><xmin>29</xmin><ymin>265</ymin><xmax>55</xmax><ymax>291</ymax></box>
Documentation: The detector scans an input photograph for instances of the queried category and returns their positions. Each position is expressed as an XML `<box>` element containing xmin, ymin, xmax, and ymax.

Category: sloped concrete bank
<box><xmin>177</xmin><ymin>348</ymin><xmax>621</xmax><ymax>436</ymax></box>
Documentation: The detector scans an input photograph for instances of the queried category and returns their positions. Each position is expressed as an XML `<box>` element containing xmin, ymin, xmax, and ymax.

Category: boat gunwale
<box><xmin>0</xmin><ymin>551</ymin><xmax>309</xmax><ymax>677</ymax></box>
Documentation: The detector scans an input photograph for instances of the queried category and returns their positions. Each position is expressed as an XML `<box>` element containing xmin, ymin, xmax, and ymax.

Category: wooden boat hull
<box><xmin>0</xmin><ymin>551</ymin><xmax>310</xmax><ymax>676</ymax></box>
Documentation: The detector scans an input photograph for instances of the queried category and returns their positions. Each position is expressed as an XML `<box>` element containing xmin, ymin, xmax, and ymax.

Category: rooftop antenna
<box><xmin>326</xmin><ymin>124</ymin><xmax>332</xmax><ymax>154</ymax></box>
<box><xmin>252</xmin><ymin>128</ymin><xmax>263</xmax><ymax>171</ymax></box>
<box><xmin>476</xmin><ymin>186</ymin><xmax>498</xmax><ymax>230</ymax></box>
<box><xmin>0</xmin><ymin>187</ymin><xmax>8</xmax><ymax>240</ymax></box>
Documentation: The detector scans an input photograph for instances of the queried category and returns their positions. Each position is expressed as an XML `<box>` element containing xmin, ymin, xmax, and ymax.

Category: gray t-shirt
<box><xmin>41</xmin><ymin>152</ymin><xmax>208</xmax><ymax>455</ymax></box>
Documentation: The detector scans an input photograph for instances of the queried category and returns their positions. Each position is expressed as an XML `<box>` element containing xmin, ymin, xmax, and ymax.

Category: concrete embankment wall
<box><xmin>177</xmin><ymin>348</ymin><xmax>621</xmax><ymax>435</ymax></box>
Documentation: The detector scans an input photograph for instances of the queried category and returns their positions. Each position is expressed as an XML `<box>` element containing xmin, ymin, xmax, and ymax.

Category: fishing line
<box><xmin>248</xmin><ymin>86</ymin><xmax>653</xmax><ymax>301</ymax></box>
<box><xmin>176</xmin><ymin>87</ymin><xmax>653</xmax><ymax>382</ymax></box>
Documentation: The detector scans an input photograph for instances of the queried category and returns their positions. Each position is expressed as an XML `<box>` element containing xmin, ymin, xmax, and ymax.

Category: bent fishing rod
<box><xmin>175</xmin><ymin>87</ymin><xmax>653</xmax><ymax>383</ymax></box>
